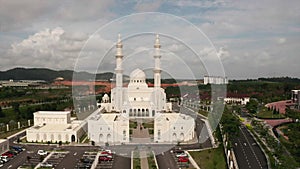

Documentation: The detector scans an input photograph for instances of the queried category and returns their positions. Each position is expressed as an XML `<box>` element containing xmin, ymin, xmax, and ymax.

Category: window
<box><xmin>173</xmin><ymin>127</ymin><xmax>176</xmax><ymax>130</ymax></box>
<box><xmin>108</xmin><ymin>127</ymin><xmax>110</xmax><ymax>130</ymax></box>
<box><xmin>158</xmin><ymin>130</ymin><xmax>161</xmax><ymax>140</ymax></box>
<box><xmin>123</xmin><ymin>130</ymin><xmax>126</xmax><ymax>140</ymax></box>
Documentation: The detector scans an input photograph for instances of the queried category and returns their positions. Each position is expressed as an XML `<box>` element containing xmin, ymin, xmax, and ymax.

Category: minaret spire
<box><xmin>114</xmin><ymin>34</ymin><xmax>123</xmax><ymax>112</ymax></box>
<box><xmin>153</xmin><ymin>34</ymin><xmax>161</xmax><ymax>88</ymax></box>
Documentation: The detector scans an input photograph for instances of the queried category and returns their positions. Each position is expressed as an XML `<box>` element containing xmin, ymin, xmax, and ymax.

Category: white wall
<box><xmin>0</xmin><ymin>139</ymin><xmax>9</xmax><ymax>154</ymax></box>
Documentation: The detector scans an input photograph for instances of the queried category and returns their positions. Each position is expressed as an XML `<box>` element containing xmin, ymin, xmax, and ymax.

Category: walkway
<box><xmin>131</xmin><ymin>123</ymin><xmax>151</xmax><ymax>143</ymax></box>
<box><xmin>140</xmin><ymin>151</ymin><xmax>149</xmax><ymax>169</ymax></box>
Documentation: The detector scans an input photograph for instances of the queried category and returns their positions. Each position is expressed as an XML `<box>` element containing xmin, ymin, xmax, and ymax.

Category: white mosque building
<box><xmin>88</xmin><ymin>34</ymin><xmax>195</xmax><ymax>144</ymax></box>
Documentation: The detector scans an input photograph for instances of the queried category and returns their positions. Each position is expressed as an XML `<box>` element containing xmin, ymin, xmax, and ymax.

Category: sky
<box><xmin>0</xmin><ymin>0</ymin><xmax>299</xmax><ymax>79</ymax></box>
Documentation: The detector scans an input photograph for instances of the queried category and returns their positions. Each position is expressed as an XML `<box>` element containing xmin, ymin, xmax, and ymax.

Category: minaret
<box><xmin>115</xmin><ymin>34</ymin><xmax>123</xmax><ymax>112</ymax></box>
<box><xmin>153</xmin><ymin>34</ymin><xmax>162</xmax><ymax>112</ymax></box>
<box><xmin>153</xmin><ymin>34</ymin><xmax>161</xmax><ymax>88</ymax></box>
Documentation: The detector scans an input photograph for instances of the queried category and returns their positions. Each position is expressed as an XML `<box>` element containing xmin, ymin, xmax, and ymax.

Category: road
<box><xmin>232</xmin><ymin>126</ymin><xmax>268</xmax><ymax>169</ymax></box>
<box><xmin>156</xmin><ymin>151</ymin><xmax>179</xmax><ymax>169</ymax></box>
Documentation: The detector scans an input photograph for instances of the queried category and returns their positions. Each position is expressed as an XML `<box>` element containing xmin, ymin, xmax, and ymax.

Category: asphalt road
<box><xmin>232</xmin><ymin>126</ymin><xmax>268</xmax><ymax>169</ymax></box>
<box><xmin>156</xmin><ymin>150</ymin><xmax>179</xmax><ymax>169</ymax></box>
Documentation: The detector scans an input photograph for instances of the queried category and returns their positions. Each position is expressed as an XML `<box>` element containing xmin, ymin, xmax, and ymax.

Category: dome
<box><xmin>130</xmin><ymin>68</ymin><xmax>146</xmax><ymax>80</ymax></box>
<box><xmin>103</xmin><ymin>94</ymin><xmax>109</xmax><ymax>98</ymax></box>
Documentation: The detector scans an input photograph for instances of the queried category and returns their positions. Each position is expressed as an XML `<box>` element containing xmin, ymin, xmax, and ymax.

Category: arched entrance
<box><xmin>99</xmin><ymin>134</ymin><xmax>103</xmax><ymax>142</ymax></box>
<box><xmin>107</xmin><ymin>134</ymin><xmax>112</xmax><ymax>142</ymax></box>
<box><xmin>172</xmin><ymin>133</ymin><xmax>177</xmax><ymax>142</ymax></box>
<box><xmin>71</xmin><ymin>135</ymin><xmax>76</xmax><ymax>142</ymax></box>
<box><xmin>180</xmin><ymin>133</ymin><xmax>184</xmax><ymax>141</ymax></box>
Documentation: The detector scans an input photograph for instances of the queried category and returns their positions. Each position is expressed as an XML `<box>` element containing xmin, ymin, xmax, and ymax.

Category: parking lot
<box><xmin>170</xmin><ymin>150</ymin><xmax>193</xmax><ymax>169</ymax></box>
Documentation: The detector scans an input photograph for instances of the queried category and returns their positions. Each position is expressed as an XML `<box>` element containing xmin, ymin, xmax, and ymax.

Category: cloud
<box><xmin>3</xmin><ymin>27</ymin><xmax>88</xmax><ymax>70</ymax></box>
<box><xmin>134</xmin><ymin>1</ymin><xmax>161</xmax><ymax>12</ymax></box>
<box><xmin>276</xmin><ymin>38</ymin><xmax>286</xmax><ymax>44</ymax></box>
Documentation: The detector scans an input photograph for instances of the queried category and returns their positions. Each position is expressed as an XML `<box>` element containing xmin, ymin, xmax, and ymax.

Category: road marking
<box><xmin>240</xmin><ymin>127</ymin><xmax>263</xmax><ymax>169</ymax></box>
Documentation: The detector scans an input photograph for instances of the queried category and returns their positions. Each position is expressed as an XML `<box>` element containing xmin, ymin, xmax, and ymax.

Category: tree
<box><xmin>0</xmin><ymin>106</ymin><xmax>5</xmax><ymax>118</ymax></box>
<box><xmin>245</xmin><ymin>99</ymin><xmax>258</xmax><ymax>114</ymax></box>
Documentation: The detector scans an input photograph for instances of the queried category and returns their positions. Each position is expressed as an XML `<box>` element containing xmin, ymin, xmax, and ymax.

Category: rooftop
<box><xmin>35</xmin><ymin>111</ymin><xmax>70</xmax><ymax>115</ymax></box>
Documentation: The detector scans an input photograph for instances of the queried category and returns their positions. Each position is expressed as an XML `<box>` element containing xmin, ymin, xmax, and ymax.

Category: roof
<box><xmin>155</xmin><ymin>113</ymin><xmax>193</xmax><ymax>122</ymax></box>
<box><xmin>0</xmin><ymin>139</ymin><xmax>7</xmax><ymax>143</ymax></box>
<box><xmin>29</xmin><ymin>123</ymin><xmax>80</xmax><ymax>132</ymax></box>
<box><xmin>35</xmin><ymin>111</ymin><xmax>70</xmax><ymax>115</ymax></box>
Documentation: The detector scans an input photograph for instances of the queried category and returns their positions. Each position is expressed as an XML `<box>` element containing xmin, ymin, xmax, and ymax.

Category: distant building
<box><xmin>0</xmin><ymin>79</ymin><xmax>45</xmax><ymax>87</ymax></box>
<box><xmin>204</xmin><ymin>76</ymin><xmax>228</xmax><ymax>85</ymax></box>
<box><xmin>224</xmin><ymin>97</ymin><xmax>250</xmax><ymax>105</ymax></box>
<box><xmin>26</xmin><ymin>111</ymin><xmax>86</xmax><ymax>143</ymax></box>
<box><xmin>0</xmin><ymin>139</ymin><xmax>9</xmax><ymax>155</ymax></box>
<box><xmin>291</xmin><ymin>90</ymin><xmax>300</xmax><ymax>109</ymax></box>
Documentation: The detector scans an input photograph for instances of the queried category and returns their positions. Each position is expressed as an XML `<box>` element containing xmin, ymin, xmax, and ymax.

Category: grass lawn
<box><xmin>130</xmin><ymin>121</ymin><xmax>138</xmax><ymax>129</ymax></box>
<box><xmin>147</xmin><ymin>154</ymin><xmax>157</xmax><ymax>169</ymax></box>
<box><xmin>257</xmin><ymin>108</ymin><xmax>285</xmax><ymax>119</ymax></box>
<box><xmin>0</xmin><ymin>128</ymin><xmax>25</xmax><ymax>139</ymax></box>
<box><xmin>133</xmin><ymin>158</ymin><xmax>141</xmax><ymax>169</ymax></box>
<box><xmin>142</xmin><ymin>122</ymin><xmax>154</xmax><ymax>129</ymax></box>
<box><xmin>189</xmin><ymin>146</ymin><xmax>226</xmax><ymax>169</ymax></box>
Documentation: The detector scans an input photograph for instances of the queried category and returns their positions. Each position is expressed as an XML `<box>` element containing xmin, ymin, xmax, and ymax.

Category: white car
<box><xmin>175</xmin><ymin>151</ymin><xmax>188</xmax><ymax>158</ymax></box>
<box><xmin>0</xmin><ymin>156</ymin><xmax>9</xmax><ymax>163</ymax></box>
<box><xmin>40</xmin><ymin>162</ymin><xmax>53</xmax><ymax>167</ymax></box>
<box><xmin>37</xmin><ymin>150</ymin><xmax>47</xmax><ymax>156</ymax></box>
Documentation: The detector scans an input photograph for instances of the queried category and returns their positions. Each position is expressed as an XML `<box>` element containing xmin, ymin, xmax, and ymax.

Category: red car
<box><xmin>101</xmin><ymin>151</ymin><xmax>112</xmax><ymax>156</ymax></box>
<box><xmin>2</xmin><ymin>152</ymin><xmax>14</xmax><ymax>158</ymax></box>
<box><xmin>99</xmin><ymin>156</ymin><xmax>112</xmax><ymax>161</ymax></box>
<box><xmin>178</xmin><ymin>157</ymin><xmax>189</xmax><ymax>163</ymax></box>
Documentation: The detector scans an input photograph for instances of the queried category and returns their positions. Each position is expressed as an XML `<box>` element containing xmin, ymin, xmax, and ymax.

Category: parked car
<box><xmin>2</xmin><ymin>152</ymin><xmax>14</xmax><ymax>158</ymax></box>
<box><xmin>175</xmin><ymin>151</ymin><xmax>187</xmax><ymax>158</ymax></box>
<box><xmin>37</xmin><ymin>150</ymin><xmax>47</xmax><ymax>156</ymax></box>
<box><xmin>99</xmin><ymin>156</ymin><xmax>113</xmax><ymax>161</ymax></box>
<box><xmin>1</xmin><ymin>156</ymin><xmax>10</xmax><ymax>163</ymax></box>
<box><xmin>11</xmin><ymin>146</ymin><xmax>24</xmax><ymax>153</ymax></box>
<box><xmin>178</xmin><ymin>156</ymin><xmax>189</xmax><ymax>163</ymax></box>
<box><xmin>80</xmin><ymin>157</ymin><xmax>93</xmax><ymax>164</ymax></box>
<box><xmin>40</xmin><ymin>162</ymin><xmax>53</xmax><ymax>167</ymax></box>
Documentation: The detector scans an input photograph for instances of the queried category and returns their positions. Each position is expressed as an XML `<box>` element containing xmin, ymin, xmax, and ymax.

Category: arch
<box><xmin>71</xmin><ymin>135</ymin><xmax>76</xmax><ymax>142</ymax></box>
<box><xmin>107</xmin><ymin>134</ymin><xmax>112</xmax><ymax>142</ymax></box>
<box><xmin>152</xmin><ymin>110</ymin><xmax>155</xmax><ymax>117</ymax></box>
<box><xmin>180</xmin><ymin>133</ymin><xmax>184</xmax><ymax>141</ymax></box>
<box><xmin>43</xmin><ymin>134</ymin><xmax>47</xmax><ymax>141</ymax></box>
<box><xmin>65</xmin><ymin>134</ymin><xmax>69</xmax><ymax>142</ymax></box>
<box><xmin>58</xmin><ymin>134</ymin><xmax>62</xmax><ymax>141</ymax></box>
<box><xmin>99</xmin><ymin>134</ymin><xmax>103</xmax><ymax>142</ymax></box>
<box><xmin>50</xmin><ymin>134</ymin><xmax>54</xmax><ymax>141</ymax></box>
<box><xmin>36</xmin><ymin>134</ymin><xmax>40</xmax><ymax>140</ymax></box>
<box><xmin>172</xmin><ymin>133</ymin><xmax>177</xmax><ymax>141</ymax></box>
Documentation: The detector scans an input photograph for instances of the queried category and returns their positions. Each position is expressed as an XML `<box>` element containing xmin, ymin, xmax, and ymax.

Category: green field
<box><xmin>257</xmin><ymin>107</ymin><xmax>285</xmax><ymax>119</ymax></box>
<box><xmin>189</xmin><ymin>146</ymin><xmax>227</xmax><ymax>169</ymax></box>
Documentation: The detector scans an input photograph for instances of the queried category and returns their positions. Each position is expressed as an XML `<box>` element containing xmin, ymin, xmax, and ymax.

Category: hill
<box><xmin>0</xmin><ymin>68</ymin><xmax>115</xmax><ymax>81</ymax></box>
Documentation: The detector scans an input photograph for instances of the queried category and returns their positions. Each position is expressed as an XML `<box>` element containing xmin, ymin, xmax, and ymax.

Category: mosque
<box><xmin>88</xmin><ymin>34</ymin><xmax>195</xmax><ymax>144</ymax></box>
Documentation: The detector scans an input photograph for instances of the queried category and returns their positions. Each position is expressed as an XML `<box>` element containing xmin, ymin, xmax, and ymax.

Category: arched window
<box><xmin>43</xmin><ymin>134</ymin><xmax>47</xmax><ymax>141</ymax></box>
